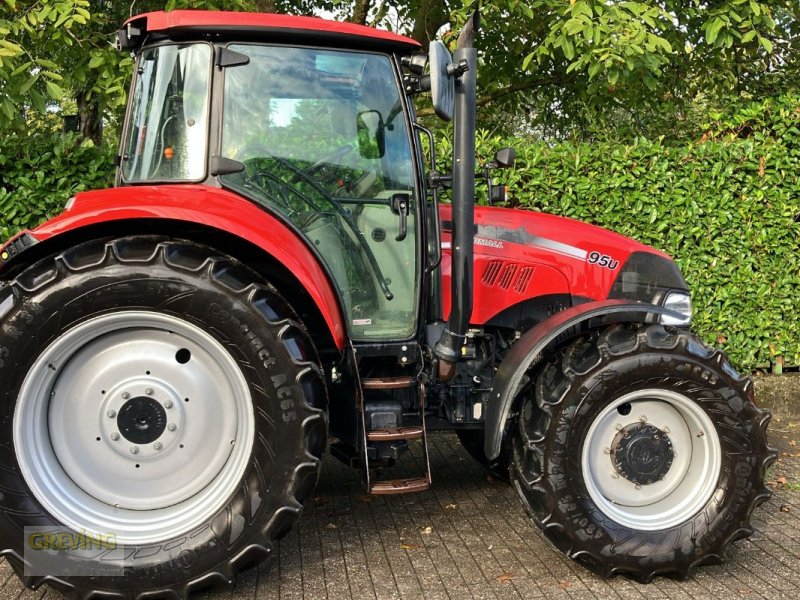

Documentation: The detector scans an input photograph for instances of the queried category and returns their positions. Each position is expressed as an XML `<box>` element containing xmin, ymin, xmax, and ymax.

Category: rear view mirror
<box><xmin>356</xmin><ymin>110</ymin><xmax>385</xmax><ymax>159</ymax></box>
<box><xmin>494</xmin><ymin>147</ymin><xmax>516</xmax><ymax>168</ymax></box>
<box><xmin>429</xmin><ymin>41</ymin><xmax>454</xmax><ymax>122</ymax></box>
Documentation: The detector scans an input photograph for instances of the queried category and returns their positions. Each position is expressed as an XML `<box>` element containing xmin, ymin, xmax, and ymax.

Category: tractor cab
<box><xmin>118</xmin><ymin>18</ymin><xmax>423</xmax><ymax>342</ymax></box>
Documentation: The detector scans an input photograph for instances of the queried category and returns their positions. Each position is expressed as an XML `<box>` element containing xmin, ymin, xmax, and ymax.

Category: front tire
<box><xmin>0</xmin><ymin>237</ymin><xmax>328</xmax><ymax>598</ymax></box>
<box><xmin>510</xmin><ymin>323</ymin><xmax>776</xmax><ymax>581</ymax></box>
<box><xmin>455</xmin><ymin>429</ymin><xmax>511</xmax><ymax>482</ymax></box>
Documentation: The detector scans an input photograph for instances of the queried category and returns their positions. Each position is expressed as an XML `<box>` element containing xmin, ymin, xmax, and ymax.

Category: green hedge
<box><xmin>1</xmin><ymin>97</ymin><xmax>798</xmax><ymax>371</ymax></box>
<box><xmin>0</xmin><ymin>132</ymin><xmax>114</xmax><ymax>241</ymax></box>
<box><xmin>463</xmin><ymin>95</ymin><xmax>800</xmax><ymax>371</ymax></box>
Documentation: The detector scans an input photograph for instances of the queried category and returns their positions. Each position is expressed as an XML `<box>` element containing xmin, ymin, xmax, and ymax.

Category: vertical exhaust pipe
<box><xmin>435</xmin><ymin>11</ymin><xmax>479</xmax><ymax>380</ymax></box>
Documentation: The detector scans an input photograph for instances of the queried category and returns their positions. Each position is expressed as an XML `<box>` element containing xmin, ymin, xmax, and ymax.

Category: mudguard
<box><xmin>484</xmin><ymin>299</ymin><xmax>686</xmax><ymax>460</ymax></box>
<box><xmin>0</xmin><ymin>184</ymin><xmax>346</xmax><ymax>349</ymax></box>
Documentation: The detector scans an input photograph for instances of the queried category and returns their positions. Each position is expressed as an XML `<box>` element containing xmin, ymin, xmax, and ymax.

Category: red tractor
<box><xmin>0</xmin><ymin>9</ymin><xmax>775</xmax><ymax>599</ymax></box>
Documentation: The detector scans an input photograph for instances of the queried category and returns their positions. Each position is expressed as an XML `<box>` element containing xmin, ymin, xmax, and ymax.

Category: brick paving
<box><xmin>2</xmin><ymin>423</ymin><xmax>799</xmax><ymax>600</ymax></box>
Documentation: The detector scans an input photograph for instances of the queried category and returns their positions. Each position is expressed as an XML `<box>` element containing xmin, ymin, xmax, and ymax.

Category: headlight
<box><xmin>661</xmin><ymin>291</ymin><xmax>691</xmax><ymax>326</ymax></box>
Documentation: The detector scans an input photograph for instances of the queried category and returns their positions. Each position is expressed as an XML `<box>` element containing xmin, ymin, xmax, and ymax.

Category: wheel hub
<box><xmin>611</xmin><ymin>423</ymin><xmax>674</xmax><ymax>486</ymax></box>
<box><xmin>118</xmin><ymin>397</ymin><xmax>167</xmax><ymax>444</ymax></box>
<box><xmin>99</xmin><ymin>380</ymin><xmax>184</xmax><ymax>461</ymax></box>
<box><xmin>581</xmin><ymin>390</ymin><xmax>721</xmax><ymax>530</ymax></box>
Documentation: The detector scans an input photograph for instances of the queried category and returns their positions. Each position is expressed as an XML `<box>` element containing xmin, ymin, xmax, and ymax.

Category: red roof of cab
<box><xmin>125</xmin><ymin>10</ymin><xmax>420</xmax><ymax>49</ymax></box>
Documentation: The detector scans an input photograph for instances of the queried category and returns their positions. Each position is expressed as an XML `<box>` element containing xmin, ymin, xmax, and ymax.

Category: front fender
<box><xmin>1</xmin><ymin>184</ymin><xmax>346</xmax><ymax>349</ymax></box>
<box><xmin>484</xmin><ymin>299</ymin><xmax>686</xmax><ymax>460</ymax></box>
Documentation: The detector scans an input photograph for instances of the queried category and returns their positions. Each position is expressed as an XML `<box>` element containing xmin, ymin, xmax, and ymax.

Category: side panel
<box><xmin>438</xmin><ymin>248</ymin><xmax>571</xmax><ymax>325</ymax></box>
<box><xmin>18</xmin><ymin>185</ymin><xmax>346</xmax><ymax>348</ymax></box>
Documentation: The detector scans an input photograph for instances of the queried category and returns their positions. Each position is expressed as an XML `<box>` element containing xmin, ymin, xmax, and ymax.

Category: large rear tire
<box><xmin>0</xmin><ymin>237</ymin><xmax>328</xmax><ymax>598</ymax></box>
<box><xmin>510</xmin><ymin>323</ymin><xmax>776</xmax><ymax>581</ymax></box>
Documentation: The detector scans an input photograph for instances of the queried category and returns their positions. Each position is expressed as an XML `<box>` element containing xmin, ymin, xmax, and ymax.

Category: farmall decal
<box><xmin>474</xmin><ymin>237</ymin><xmax>504</xmax><ymax>249</ymax></box>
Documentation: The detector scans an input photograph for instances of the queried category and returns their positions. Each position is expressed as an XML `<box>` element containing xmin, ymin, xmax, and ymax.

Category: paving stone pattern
<box><xmin>2</xmin><ymin>428</ymin><xmax>798</xmax><ymax>600</ymax></box>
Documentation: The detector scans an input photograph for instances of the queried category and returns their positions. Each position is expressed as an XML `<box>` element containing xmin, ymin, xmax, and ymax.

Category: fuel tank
<box><xmin>438</xmin><ymin>204</ymin><xmax>687</xmax><ymax>330</ymax></box>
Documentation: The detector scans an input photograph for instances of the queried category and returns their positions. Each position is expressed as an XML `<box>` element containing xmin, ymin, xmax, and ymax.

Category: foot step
<box><xmin>361</xmin><ymin>376</ymin><xmax>416</xmax><ymax>390</ymax></box>
<box><xmin>367</xmin><ymin>427</ymin><xmax>424</xmax><ymax>442</ymax></box>
<box><xmin>370</xmin><ymin>477</ymin><xmax>430</xmax><ymax>495</ymax></box>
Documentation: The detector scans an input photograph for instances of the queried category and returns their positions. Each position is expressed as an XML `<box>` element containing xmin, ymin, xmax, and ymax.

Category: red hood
<box><xmin>438</xmin><ymin>204</ymin><xmax>672</xmax><ymax>325</ymax></box>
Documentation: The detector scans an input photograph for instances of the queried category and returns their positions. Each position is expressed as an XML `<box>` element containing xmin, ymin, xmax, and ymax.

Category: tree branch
<box><xmin>411</xmin><ymin>0</ymin><xmax>450</xmax><ymax>49</ymax></box>
<box><xmin>414</xmin><ymin>76</ymin><xmax>567</xmax><ymax>117</ymax></box>
<box><xmin>350</xmin><ymin>0</ymin><xmax>373</xmax><ymax>25</ymax></box>
<box><xmin>475</xmin><ymin>77</ymin><xmax>566</xmax><ymax>107</ymax></box>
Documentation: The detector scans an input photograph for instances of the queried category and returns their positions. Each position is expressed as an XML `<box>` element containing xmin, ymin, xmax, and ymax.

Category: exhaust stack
<box><xmin>434</xmin><ymin>11</ymin><xmax>479</xmax><ymax>379</ymax></box>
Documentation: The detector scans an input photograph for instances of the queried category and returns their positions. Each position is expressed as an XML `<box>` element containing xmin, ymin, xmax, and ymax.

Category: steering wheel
<box><xmin>304</xmin><ymin>143</ymin><xmax>354</xmax><ymax>175</ymax></box>
<box><xmin>233</xmin><ymin>144</ymin><xmax>395</xmax><ymax>301</ymax></box>
<box><xmin>234</xmin><ymin>144</ymin><xmax>324</xmax><ymax>213</ymax></box>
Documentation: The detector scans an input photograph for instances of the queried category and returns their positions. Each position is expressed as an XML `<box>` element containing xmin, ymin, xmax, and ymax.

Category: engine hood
<box><xmin>438</xmin><ymin>204</ymin><xmax>686</xmax><ymax>327</ymax></box>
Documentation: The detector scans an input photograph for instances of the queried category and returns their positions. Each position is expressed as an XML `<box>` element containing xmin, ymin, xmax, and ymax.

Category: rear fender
<box><xmin>484</xmin><ymin>299</ymin><xmax>686</xmax><ymax>460</ymax></box>
<box><xmin>0</xmin><ymin>185</ymin><xmax>346</xmax><ymax>350</ymax></box>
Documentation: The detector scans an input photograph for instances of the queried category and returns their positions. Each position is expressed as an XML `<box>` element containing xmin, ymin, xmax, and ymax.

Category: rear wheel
<box><xmin>0</xmin><ymin>237</ymin><xmax>328</xmax><ymax>598</ymax></box>
<box><xmin>511</xmin><ymin>323</ymin><xmax>776</xmax><ymax>581</ymax></box>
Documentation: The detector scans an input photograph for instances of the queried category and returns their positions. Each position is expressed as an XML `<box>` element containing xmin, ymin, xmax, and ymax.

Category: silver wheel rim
<box><xmin>581</xmin><ymin>389</ymin><xmax>721</xmax><ymax>531</ymax></box>
<box><xmin>14</xmin><ymin>311</ymin><xmax>255</xmax><ymax>545</ymax></box>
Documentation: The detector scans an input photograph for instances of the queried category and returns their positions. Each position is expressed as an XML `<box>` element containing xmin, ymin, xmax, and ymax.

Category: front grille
<box><xmin>514</xmin><ymin>266</ymin><xmax>535</xmax><ymax>293</ymax></box>
<box><xmin>482</xmin><ymin>260</ymin><xmax>503</xmax><ymax>285</ymax></box>
<box><xmin>497</xmin><ymin>264</ymin><xmax>517</xmax><ymax>289</ymax></box>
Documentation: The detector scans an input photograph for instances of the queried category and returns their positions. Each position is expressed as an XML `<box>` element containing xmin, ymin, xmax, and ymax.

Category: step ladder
<box><xmin>352</xmin><ymin>349</ymin><xmax>431</xmax><ymax>495</ymax></box>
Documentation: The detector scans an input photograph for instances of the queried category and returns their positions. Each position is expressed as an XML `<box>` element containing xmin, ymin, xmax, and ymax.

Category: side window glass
<box><xmin>220</xmin><ymin>46</ymin><xmax>418</xmax><ymax>340</ymax></box>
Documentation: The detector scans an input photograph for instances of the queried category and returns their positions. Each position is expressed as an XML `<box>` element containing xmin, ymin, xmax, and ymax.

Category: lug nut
<box><xmin>122</xmin><ymin>392</ymin><xmax>130</xmax><ymax>400</ymax></box>
<box><xmin>615</xmin><ymin>424</ymin><xmax>623</xmax><ymax>431</ymax></box>
<box><xmin>154</xmin><ymin>442</ymin><xmax>163</xmax><ymax>451</ymax></box>
<box><xmin>603</xmin><ymin>447</ymin><xmax>611</xmax><ymax>454</ymax></box>
<box><xmin>168</xmin><ymin>423</ymin><xmax>177</xmax><ymax>432</ymax></box>
<box><xmin>107</xmin><ymin>409</ymin><xmax>116</xmax><ymax>418</ymax></box>
<box><xmin>130</xmin><ymin>446</ymin><xmax>139</xmax><ymax>455</ymax></box>
<box><xmin>146</xmin><ymin>388</ymin><xmax>154</xmax><ymax>396</ymax></box>
<box><xmin>663</xmin><ymin>427</ymin><xmax>671</xmax><ymax>434</ymax></box>
<box><xmin>635</xmin><ymin>483</ymin><xmax>642</xmax><ymax>490</ymax></box>
<box><xmin>110</xmin><ymin>432</ymin><xmax>120</xmax><ymax>441</ymax></box>
<box><xmin>639</xmin><ymin>415</ymin><xmax>647</xmax><ymax>423</ymax></box>
<box><xmin>611</xmin><ymin>472</ymin><xmax>619</xmax><ymax>479</ymax></box>
<box><xmin>164</xmin><ymin>400</ymin><xmax>173</xmax><ymax>409</ymax></box>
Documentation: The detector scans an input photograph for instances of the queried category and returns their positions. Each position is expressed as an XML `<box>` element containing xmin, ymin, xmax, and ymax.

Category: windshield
<box><xmin>220</xmin><ymin>45</ymin><xmax>418</xmax><ymax>341</ymax></box>
<box><xmin>122</xmin><ymin>44</ymin><xmax>212</xmax><ymax>182</ymax></box>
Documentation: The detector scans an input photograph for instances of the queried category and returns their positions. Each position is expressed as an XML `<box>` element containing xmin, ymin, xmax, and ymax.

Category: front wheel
<box><xmin>511</xmin><ymin>323</ymin><xmax>776</xmax><ymax>581</ymax></box>
<box><xmin>0</xmin><ymin>237</ymin><xmax>328</xmax><ymax>598</ymax></box>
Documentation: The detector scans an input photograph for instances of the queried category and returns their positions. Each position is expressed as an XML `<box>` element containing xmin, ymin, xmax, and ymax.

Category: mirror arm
<box><xmin>427</xmin><ymin>171</ymin><xmax>452</xmax><ymax>189</ymax></box>
<box><xmin>447</xmin><ymin>59</ymin><xmax>469</xmax><ymax>78</ymax></box>
<box><xmin>404</xmin><ymin>74</ymin><xmax>430</xmax><ymax>94</ymax></box>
